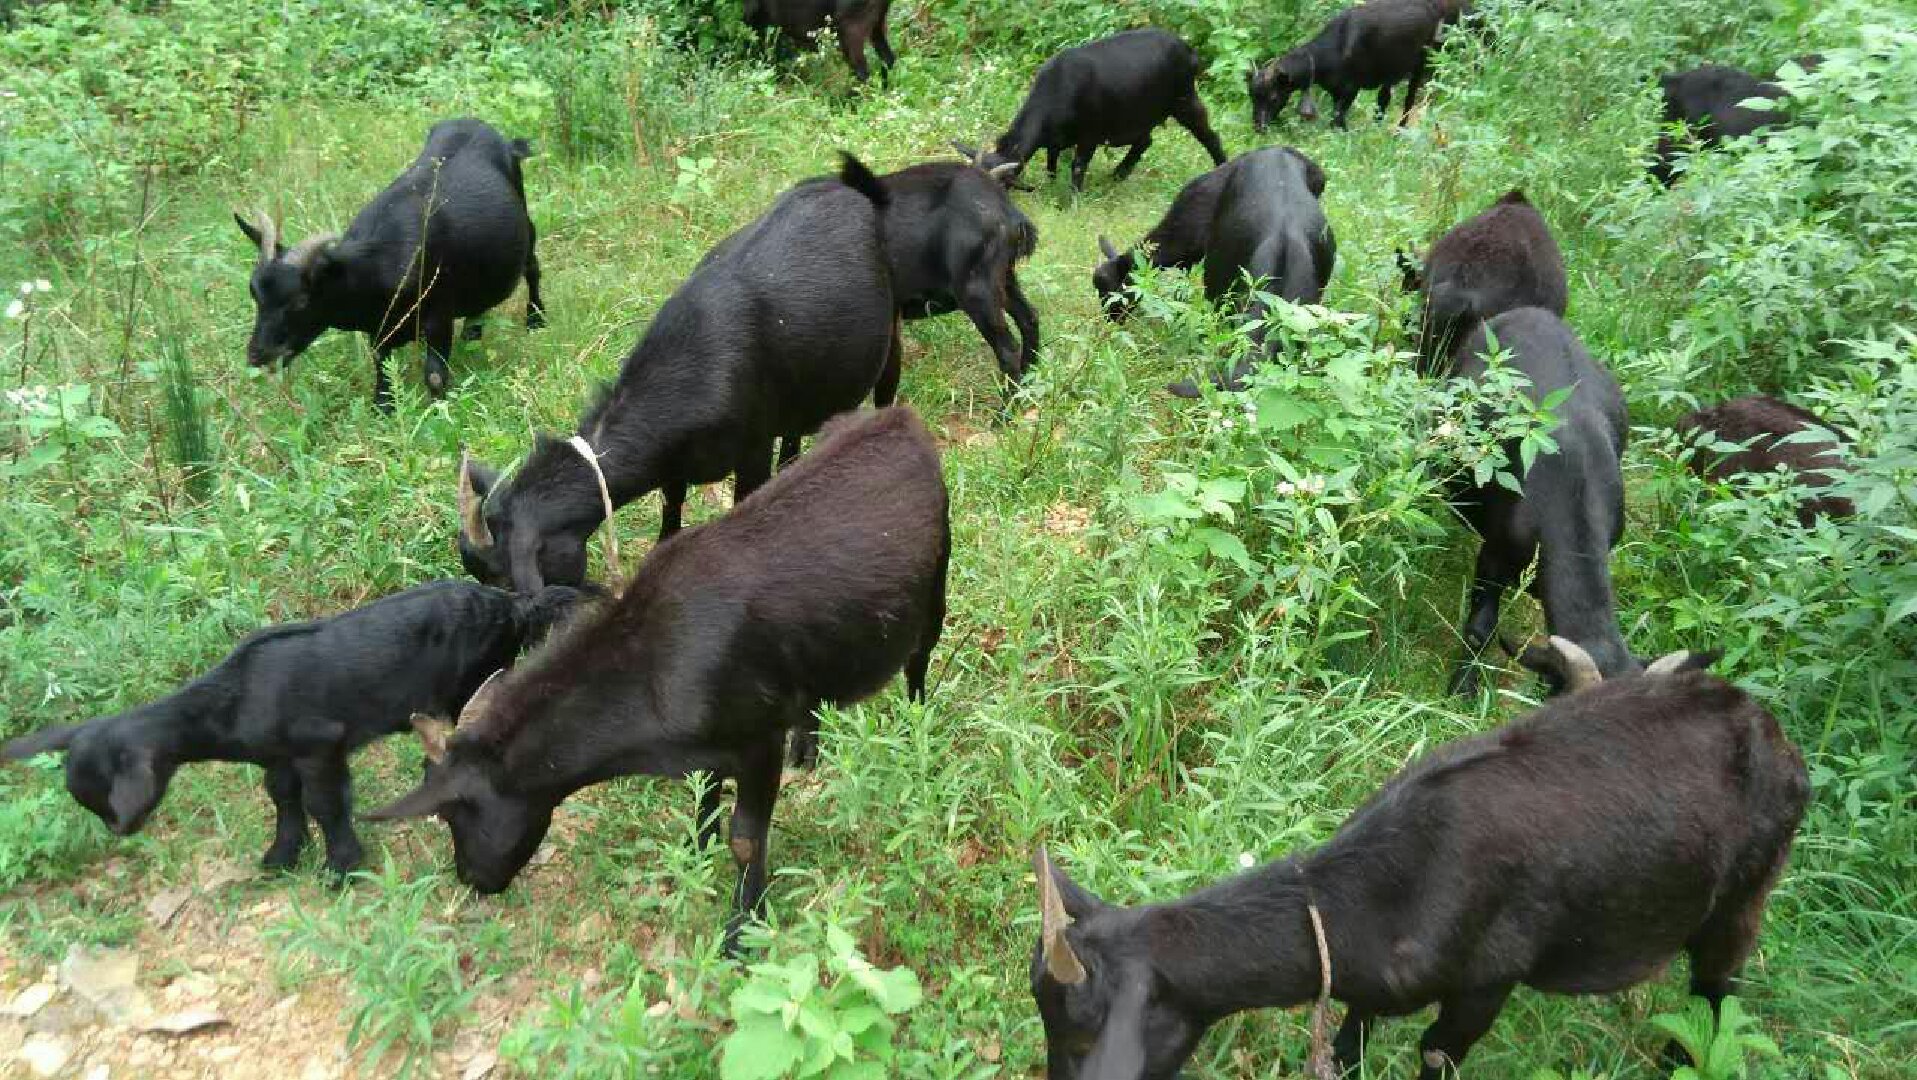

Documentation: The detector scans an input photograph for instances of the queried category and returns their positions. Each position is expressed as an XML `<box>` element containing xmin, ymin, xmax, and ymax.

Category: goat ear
<box><xmin>458</xmin><ymin>453</ymin><xmax>497</xmax><ymax>550</ymax></box>
<box><xmin>364</xmin><ymin>769</ymin><xmax>464</xmax><ymax>822</ymax></box>
<box><xmin>949</xmin><ymin>140</ymin><xmax>980</xmax><ymax>162</ymax></box>
<box><xmin>2</xmin><ymin>723</ymin><xmax>85</xmax><ymax>762</ymax></box>
<box><xmin>1035</xmin><ymin>847</ymin><xmax>1089</xmax><ymax>985</ymax></box>
<box><xmin>108</xmin><ymin>749</ymin><xmax>163</xmax><ymax>829</ymax></box>
<box><xmin>411</xmin><ymin>714</ymin><xmax>455</xmax><ymax>764</ymax></box>
<box><xmin>1097</xmin><ymin>234</ymin><xmax>1121</xmax><ymax>262</ymax></box>
<box><xmin>299</xmin><ymin>243</ymin><xmax>340</xmax><ymax>290</ymax></box>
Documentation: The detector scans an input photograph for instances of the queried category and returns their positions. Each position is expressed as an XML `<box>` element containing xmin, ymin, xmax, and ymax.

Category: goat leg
<box><xmin>722</xmin><ymin>740</ymin><xmax>785</xmax><ymax>956</ymax></box>
<box><xmin>524</xmin><ymin>218</ymin><xmax>547</xmax><ymax>329</ymax></box>
<box><xmin>420</xmin><ymin>315</ymin><xmax>455</xmax><ymax>399</ymax></box>
<box><xmin>1111</xmin><ymin>136</ymin><xmax>1151</xmax><ymax>181</ymax></box>
<box><xmin>260</xmin><ymin>762</ymin><xmax>307</xmax><ymax>870</ymax></box>
<box><xmin>1332</xmin><ymin>1009</ymin><xmax>1374</xmax><ymax>1075</ymax></box>
<box><xmin>296</xmin><ymin>753</ymin><xmax>364</xmax><ymax>882</ymax></box>
<box><xmin>1415</xmin><ymin>985</ymin><xmax>1511</xmax><ymax>1080</ymax></box>
<box><xmin>695</xmin><ymin>774</ymin><xmax>727</xmax><ymax>851</ymax></box>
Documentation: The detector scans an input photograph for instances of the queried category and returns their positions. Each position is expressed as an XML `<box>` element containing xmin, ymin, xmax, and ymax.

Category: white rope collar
<box><xmin>565</xmin><ymin>435</ymin><xmax>622</xmax><ymax>583</ymax></box>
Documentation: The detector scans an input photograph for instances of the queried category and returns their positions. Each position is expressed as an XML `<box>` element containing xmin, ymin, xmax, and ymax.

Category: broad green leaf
<box><xmin>721</xmin><ymin>1012</ymin><xmax>806</xmax><ymax>1080</ymax></box>
<box><xmin>1194</xmin><ymin>527</ymin><xmax>1253</xmax><ymax>572</ymax></box>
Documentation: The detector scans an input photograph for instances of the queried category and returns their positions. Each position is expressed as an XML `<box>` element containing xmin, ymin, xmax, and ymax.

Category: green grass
<box><xmin>1</xmin><ymin>1</ymin><xmax>1913</xmax><ymax>1078</ymax></box>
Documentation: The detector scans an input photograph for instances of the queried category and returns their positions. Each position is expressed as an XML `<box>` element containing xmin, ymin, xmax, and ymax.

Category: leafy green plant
<box><xmin>0</xmin><ymin>756</ymin><xmax>106</xmax><ymax>891</ymax></box>
<box><xmin>719</xmin><ymin>923</ymin><xmax>923</xmax><ymax>1080</ymax></box>
<box><xmin>1652</xmin><ymin>997</ymin><xmax>1781</xmax><ymax>1080</ymax></box>
<box><xmin>1</xmin><ymin>383</ymin><xmax>123</xmax><ymax>480</ymax></box>
<box><xmin>270</xmin><ymin>861</ymin><xmax>501</xmax><ymax>1078</ymax></box>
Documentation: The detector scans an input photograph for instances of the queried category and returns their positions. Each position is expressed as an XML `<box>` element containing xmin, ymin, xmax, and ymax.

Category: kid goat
<box><xmin>371</xmin><ymin>407</ymin><xmax>950</xmax><ymax>953</ymax></box>
<box><xmin>1031</xmin><ymin>642</ymin><xmax>1808</xmax><ymax>1079</ymax></box>
<box><xmin>1</xmin><ymin>582</ymin><xmax>584</xmax><ymax>876</ymax></box>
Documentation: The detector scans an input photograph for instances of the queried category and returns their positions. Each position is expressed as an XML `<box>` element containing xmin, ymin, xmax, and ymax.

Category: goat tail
<box><xmin>1010</xmin><ymin>207</ymin><xmax>1039</xmax><ymax>262</ymax></box>
<box><xmin>509</xmin><ymin>138</ymin><xmax>536</xmax><ymax>160</ymax></box>
<box><xmin>837</xmin><ymin>152</ymin><xmax>890</xmax><ymax>209</ymax></box>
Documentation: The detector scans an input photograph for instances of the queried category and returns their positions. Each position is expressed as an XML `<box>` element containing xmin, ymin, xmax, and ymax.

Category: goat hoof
<box><xmin>461</xmin><ymin>322</ymin><xmax>485</xmax><ymax>342</ymax></box>
<box><xmin>260</xmin><ymin>845</ymin><xmax>303</xmax><ymax>871</ymax></box>
<box><xmin>526</xmin><ymin>310</ymin><xmax>547</xmax><ymax>331</ymax></box>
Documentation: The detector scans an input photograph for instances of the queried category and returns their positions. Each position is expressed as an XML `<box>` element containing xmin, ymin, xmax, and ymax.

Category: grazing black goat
<box><xmin>1248</xmin><ymin>0</ymin><xmax>1466</xmax><ymax>131</ymax></box>
<box><xmin>955</xmin><ymin>29</ymin><xmax>1227</xmax><ymax>192</ymax></box>
<box><xmin>1678</xmin><ymin>394</ymin><xmax>1854</xmax><ymax>526</ymax></box>
<box><xmin>1401</xmin><ymin>189</ymin><xmax>1566</xmax><ymax>376</ymax></box>
<box><xmin>883</xmin><ymin>160</ymin><xmax>1041</xmax><ymax>389</ymax></box>
<box><xmin>1447</xmin><ymin>308</ymin><xmax>1633</xmax><ymax>696</ymax></box>
<box><xmin>1161</xmin><ymin>148</ymin><xmax>1335</xmax><ymax>397</ymax></box>
<box><xmin>744</xmin><ymin>0</ymin><xmax>896</xmax><ymax>84</ymax></box>
<box><xmin>1031</xmin><ymin>647</ymin><xmax>1808</xmax><ymax>1080</ymax></box>
<box><xmin>235</xmin><ymin>118</ymin><xmax>544</xmax><ymax>411</ymax></box>
<box><xmin>1</xmin><ymin>582</ymin><xmax>584</xmax><ymax>876</ymax></box>
<box><xmin>1092</xmin><ymin>162</ymin><xmax>1231</xmax><ymax>321</ymax></box>
<box><xmin>1650</xmin><ymin>58</ymin><xmax>1818</xmax><ymax>186</ymax></box>
<box><xmin>371</xmin><ymin>407</ymin><xmax>950</xmax><ymax>954</ymax></box>
<box><xmin>458</xmin><ymin>154</ymin><xmax>895</xmax><ymax>594</ymax></box>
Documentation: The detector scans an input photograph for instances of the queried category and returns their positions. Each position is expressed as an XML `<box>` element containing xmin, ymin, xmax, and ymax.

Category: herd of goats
<box><xmin>2</xmin><ymin>1</ymin><xmax>1850</xmax><ymax>1076</ymax></box>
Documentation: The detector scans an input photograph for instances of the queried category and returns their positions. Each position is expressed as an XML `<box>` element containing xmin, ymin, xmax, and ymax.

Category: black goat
<box><xmin>371</xmin><ymin>407</ymin><xmax>950</xmax><ymax>954</ymax></box>
<box><xmin>1402</xmin><ymin>189</ymin><xmax>1566</xmax><ymax>376</ymax></box>
<box><xmin>1650</xmin><ymin>58</ymin><xmax>1818</xmax><ymax>186</ymax></box>
<box><xmin>882</xmin><ymin>160</ymin><xmax>1041</xmax><ymax>389</ymax></box>
<box><xmin>1092</xmin><ymin>163</ymin><xmax>1232</xmax><ymax>321</ymax></box>
<box><xmin>1163</xmin><ymin>147</ymin><xmax>1335</xmax><ymax>397</ymax></box>
<box><xmin>743</xmin><ymin>0</ymin><xmax>896</xmax><ymax>84</ymax></box>
<box><xmin>1248</xmin><ymin>0</ymin><xmax>1461</xmax><ymax>131</ymax></box>
<box><xmin>956</xmin><ymin>29</ymin><xmax>1227</xmax><ymax>192</ymax></box>
<box><xmin>1448</xmin><ymin>307</ymin><xmax>1633</xmax><ymax>696</ymax></box>
<box><xmin>235</xmin><ymin>118</ymin><xmax>544</xmax><ymax>411</ymax></box>
<box><xmin>1</xmin><ymin>582</ymin><xmax>584</xmax><ymax>876</ymax></box>
<box><xmin>1031</xmin><ymin>650</ymin><xmax>1808</xmax><ymax>1080</ymax></box>
<box><xmin>1678</xmin><ymin>394</ymin><xmax>1854</xmax><ymax>526</ymax></box>
<box><xmin>458</xmin><ymin>154</ymin><xmax>895</xmax><ymax>594</ymax></box>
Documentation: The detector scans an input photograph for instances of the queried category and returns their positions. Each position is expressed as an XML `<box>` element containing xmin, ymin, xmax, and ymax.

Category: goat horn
<box><xmin>458</xmin><ymin>452</ymin><xmax>495</xmax><ymax>550</ymax></box>
<box><xmin>410</xmin><ymin>713</ymin><xmax>454</xmax><ymax>764</ymax></box>
<box><xmin>1548</xmin><ymin>636</ymin><xmax>1603</xmax><ymax>692</ymax></box>
<box><xmin>254</xmin><ymin>209</ymin><xmax>278</xmax><ymax>261</ymax></box>
<box><xmin>1646</xmin><ymin>650</ymin><xmax>1693</xmax><ymax>676</ymax></box>
<box><xmin>458</xmin><ymin>668</ymin><xmax>507</xmax><ymax>729</ymax></box>
<box><xmin>1035</xmin><ymin>848</ymin><xmax>1088</xmax><ymax>985</ymax></box>
<box><xmin>1098</xmin><ymin>234</ymin><xmax>1121</xmax><ymax>261</ymax></box>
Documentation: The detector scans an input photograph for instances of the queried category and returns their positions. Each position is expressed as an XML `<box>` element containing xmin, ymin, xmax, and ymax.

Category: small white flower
<box><xmin>1220</xmin><ymin>418</ymin><xmax>1234</xmax><ymax>430</ymax></box>
<box><xmin>1436</xmin><ymin>421</ymin><xmax>1458</xmax><ymax>438</ymax></box>
<box><xmin>1238</xmin><ymin>852</ymin><xmax>1256</xmax><ymax>869</ymax></box>
<box><xmin>1276</xmin><ymin>481</ymin><xmax>1297</xmax><ymax>496</ymax></box>
<box><xmin>17</xmin><ymin>282</ymin><xmax>30</xmax><ymax>296</ymax></box>
<box><xmin>4</xmin><ymin>299</ymin><xmax>22</xmax><ymax>319</ymax></box>
<box><xmin>34</xmin><ymin>279</ymin><xmax>51</xmax><ymax>293</ymax></box>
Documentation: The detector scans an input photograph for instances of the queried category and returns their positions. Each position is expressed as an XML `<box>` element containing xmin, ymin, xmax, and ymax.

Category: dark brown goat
<box><xmin>1678</xmin><ymin>394</ymin><xmax>1854</xmax><ymax>526</ymax></box>
<box><xmin>370</xmin><ymin>407</ymin><xmax>949</xmax><ymax>954</ymax></box>
<box><xmin>1401</xmin><ymin>190</ymin><xmax>1566</xmax><ymax>375</ymax></box>
<box><xmin>1031</xmin><ymin>648</ymin><xmax>1808</xmax><ymax>1080</ymax></box>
